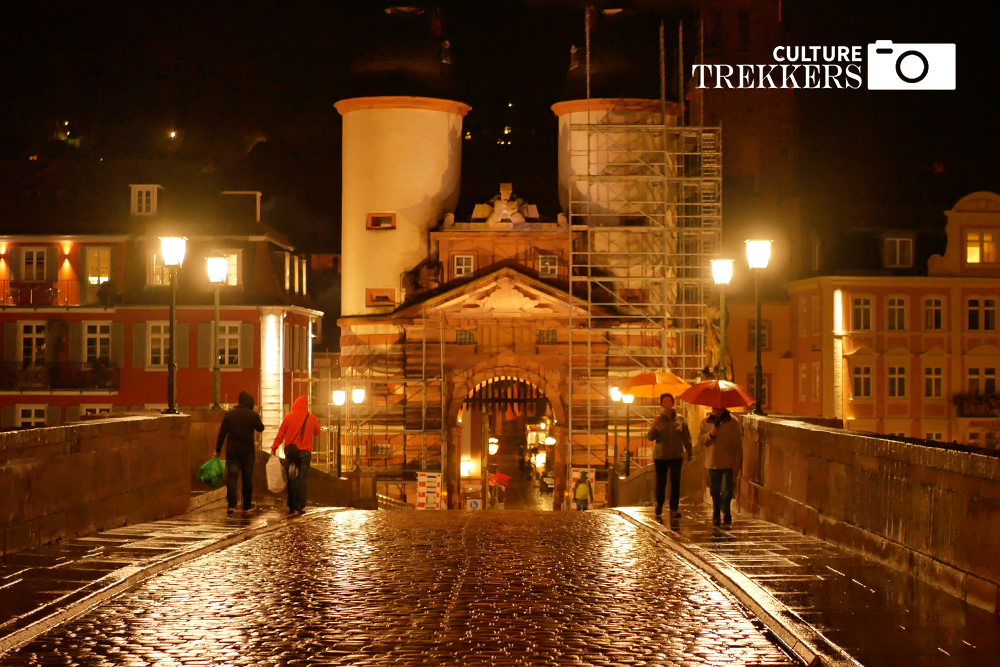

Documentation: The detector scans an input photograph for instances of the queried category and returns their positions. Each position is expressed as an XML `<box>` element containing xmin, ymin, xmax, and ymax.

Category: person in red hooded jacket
<box><xmin>271</xmin><ymin>396</ymin><xmax>321</xmax><ymax>514</ymax></box>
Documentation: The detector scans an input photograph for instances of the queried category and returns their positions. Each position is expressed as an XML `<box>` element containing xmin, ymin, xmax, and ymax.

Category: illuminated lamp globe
<box><xmin>609</xmin><ymin>386</ymin><xmax>622</xmax><ymax>402</ymax></box>
<box><xmin>207</xmin><ymin>256</ymin><xmax>229</xmax><ymax>284</ymax></box>
<box><xmin>622</xmin><ymin>394</ymin><xmax>635</xmax><ymax>404</ymax></box>
<box><xmin>711</xmin><ymin>259</ymin><xmax>733</xmax><ymax>285</ymax></box>
<box><xmin>488</xmin><ymin>438</ymin><xmax>499</xmax><ymax>456</ymax></box>
<box><xmin>352</xmin><ymin>388</ymin><xmax>365</xmax><ymax>404</ymax></box>
<box><xmin>332</xmin><ymin>390</ymin><xmax>346</xmax><ymax>407</ymax></box>
<box><xmin>544</xmin><ymin>436</ymin><xmax>557</xmax><ymax>445</ymax></box>
<box><xmin>745</xmin><ymin>240</ymin><xmax>772</xmax><ymax>270</ymax></box>
<box><xmin>160</xmin><ymin>237</ymin><xmax>187</xmax><ymax>267</ymax></box>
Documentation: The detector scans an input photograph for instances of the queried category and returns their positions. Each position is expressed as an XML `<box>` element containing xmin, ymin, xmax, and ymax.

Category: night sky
<box><xmin>1</xmin><ymin>0</ymin><xmax>996</xmax><ymax>250</ymax></box>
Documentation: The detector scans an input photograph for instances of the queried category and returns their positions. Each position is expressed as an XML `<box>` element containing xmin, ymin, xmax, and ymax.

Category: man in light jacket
<box><xmin>646</xmin><ymin>393</ymin><xmax>693</xmax><ymax>518</ymax></box>
<box><xmin>698</xmin><ymin>407</ymin><xmax>743</xmax><ymax>525</ymax></box>
<box><xmin>271</xmin><ymin>395</ymin><xmax>321</xmax><ymax>514</ymax></box>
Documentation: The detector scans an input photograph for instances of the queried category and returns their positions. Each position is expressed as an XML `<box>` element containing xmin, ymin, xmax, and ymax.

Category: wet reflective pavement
<box><xmin>3</xmin><ymin>511</ymin><xmax>795</xmax><ymax>666</ymax></box>
<box><xmin>493</xmin><ymin>454</ymin><xmax>552</xmax><ymax>511</ymax></box>
<box><xmin>625</xmin><ymin>503</ymin><xmax>1000</xmax><ymax>667</ymax></box>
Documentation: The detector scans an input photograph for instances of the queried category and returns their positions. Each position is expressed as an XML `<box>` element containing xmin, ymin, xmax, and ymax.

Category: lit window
<box><xmin>149</xmin><ymin>252</ymin><xmax>172</xmax><ymax>286</ymax></box>
<box><xmin>218</xmin><ymin>323</ymin><xmax>241</xmax><ymax>367</ymax></box>
<box><xmin>852</xmin><ymin>365</ymin><xmax>872</xmax><ymax>398</ymax></box>
<box><xmin>16</xmin><ymin>405</ymin><xmax>46</xmax><ymax>428</ymax></box>
<box><xmin>539</xmin><ymin>255</ymin><xmax>558</xmax><ymax>278</ymax></box>
<box><xmin>888</xmin><ymin>366</ymin><xmax>906</xmax><ymax>398</ymax></box>
<box><xmin>852</xmin><ymin>297</ymin><xmax>872</xmax><ymax>331</ymax></box>
<box><xmin>887</xmin><ymin>297</ymin><xmax>906</xmax><ymax>331</ymax></box>
<box><xmin>537</xmin><ymin>330</ymin><xmax>558</xmax><ymax>344</ymax></box>
<box><xmin>148</xmin><ymin>322</ymin><xmax>170</xmax><ymax>367</ymax></box>
<box><xmin>210</xmin><ymin>249</ymin><xmax>240</xmax><ymax>286</ymax></box>
<box><xmin>924</xmin><ymin>367</ymin><xmax>943</xmax><ymax>398</ymax></box>
<box><xmin>87</xmin><ymin>248</ymin><xmax>111</xmax><ymax>285</ymax></box>
<box><xmin>23</xmin><ymin>248</ymin><xmax>46</xmax><ymax>281</ymax></box>
<box><xmin>924</xmin><ymin>298</ymin><xmax>943</xmax><ymax>330</ymax></box>
<box><xmin>966</xmin><ymin>231</ymin><xmax>996</xmax><ymax>264</ymax></box>
<box><xmin>456</xmin><ymin>329</ymin><xmax>476</xmax><ymax>345</ymax></box>
<box><xmin>454</xmin><ymin>255</ymin><xmax>474</xmax><ymax>278</ymax></box>
<box><xmin>82</xmin><ymin>405</ymin><xmax>112</xmax><ymax>416</ymax></box>
<box><xmin>85</xmin><ymin>323</ymin><xmax>111</xmax><ymax>364</ymax></box>
<box><xmin>884</xmin><ymin>238</ymin><xmax>913</xmax><ymax>268</ymax></box>
<box><xmin>20</xmin><ymin>323</ymin><xmax>46</xmax><ymax>367</ymax></box>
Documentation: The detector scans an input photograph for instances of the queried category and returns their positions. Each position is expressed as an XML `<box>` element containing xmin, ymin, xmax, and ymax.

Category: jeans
<box><xmin>654</xmin><ymin>458</ymin><xmax>683</xmax><ymax>512</ymax></box>
<box><xmin>576</xmin><ymin>499</ymin><xmax>589</xmax><ymax>511</ymax></box>
<box><xmin>283</xmin><ymin>451</ymin><xmax>312</xmax><ymax>512</ymax></box>
<box><xmin>226</xmin><ymin>450</ymin><xmax>256</xmax><ymax>510</ymax></box>
<box><xmin>708</xmin><ymin>468</ymin><xmax>734</xmax><ymax>518</ymax></box>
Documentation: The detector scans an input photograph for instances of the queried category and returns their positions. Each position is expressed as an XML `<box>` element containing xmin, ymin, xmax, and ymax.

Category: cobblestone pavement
<box><xmin>3</xmin><ymin>511</ymin><xmax>796</xmax><ymax>666</ymax></box>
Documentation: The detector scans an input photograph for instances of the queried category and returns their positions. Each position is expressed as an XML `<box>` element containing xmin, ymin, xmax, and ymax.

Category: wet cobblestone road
<box><xmin>3</xmin><ymin>511</ymin><xmax>796</xmax><ymax>666</ymax></box>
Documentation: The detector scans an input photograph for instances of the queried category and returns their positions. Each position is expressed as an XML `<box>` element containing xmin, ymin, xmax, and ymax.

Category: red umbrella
<box><xmin>678</xmin><ymin>380</ymin><xmax>756</xmax><ymax>409</ymax></box>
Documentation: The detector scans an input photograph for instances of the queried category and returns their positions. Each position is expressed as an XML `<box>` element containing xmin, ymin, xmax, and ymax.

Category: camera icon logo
<box><xmin>867</xmin><ymin>40</ymin><xmax>956</xmax><ymax>90</ymax></box>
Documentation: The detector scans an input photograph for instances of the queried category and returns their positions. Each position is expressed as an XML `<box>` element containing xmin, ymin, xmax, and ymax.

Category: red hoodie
<box><xmin>271</xmin><ymin>396</ymin><xmax>321</xmax><ymax>454</ymax></box>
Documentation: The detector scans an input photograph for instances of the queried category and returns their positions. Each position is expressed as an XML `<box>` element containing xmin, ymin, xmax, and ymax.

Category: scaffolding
<box><xmin>566</xmin><ymin>16</ymin><xmax>722</xmax><ymax>469</ymax></box>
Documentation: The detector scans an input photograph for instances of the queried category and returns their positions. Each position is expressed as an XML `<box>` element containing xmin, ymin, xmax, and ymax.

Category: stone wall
<box><xmin>0</xmin><ymin>415</ymin><xmax>191</xmax><ymax>556</ymax></box>
<box><xmin>740</xmin><ymin>415</ymin><xmax>1000</xmax><ymax>613</ymax></box>
<box><xmin>613</xmin><ymin>445</ymin><xmax>708</xmax><ymax>507</ymax></box>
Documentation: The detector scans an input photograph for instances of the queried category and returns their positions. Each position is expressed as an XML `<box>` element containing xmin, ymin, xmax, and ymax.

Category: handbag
<box><xmin>283</xmin><ymin>411</ymin><xmax>311</xmax><ymax>476</ymax></box>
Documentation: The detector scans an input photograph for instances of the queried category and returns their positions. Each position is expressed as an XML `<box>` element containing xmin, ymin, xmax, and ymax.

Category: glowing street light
<box><xmin>745</xmin><ymin>240</ymin><xmax>773</xmax><ymax>415</ymax></box>
<box><xmin>207</xmin><ymin>256</ymin><xmax>229</xmax><ymax>410</ymax></box>
<box><xmin>352</xmin><ymin>388</ymin><xmax>365</xmax><ymax>404</ymax></box>
<box><xmin>711</xmin><ymin>259</ymin><xmax>734</xmax><ymax>381</ymax></box>
<box><xmin>488</xmin><ymin>437</ymin><xmax>499</xmax><ymax>456</ymax></box>
<box><xmin>351</xmin><ymin>387</ymin><xmax>365</xmax><ymax>470</ymax></box>
<box><xmin>159</xmin><ymin>237</ymin><xmax>186</xmax><ymax>414</ymax></box>
<box><xmin>622</xmin><ymin>393</ymin><xmax>634</xmax><ymax>476</ymax></box>
<box><xmin>544</xmin><ymin>436</ymin><xmax>556</xmax><ymax>445</ymax></box>
<box><xmin>332</xmin><ymin>389</ymin><xmax>346</xmax><ymax>477</ymax></box>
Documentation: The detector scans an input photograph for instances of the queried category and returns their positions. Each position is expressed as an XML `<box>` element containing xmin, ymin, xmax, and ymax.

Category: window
<box><xmin>218</xmin><ymin>323</ymin><xmax>241</xmax><ymax>367</ymax></box>
<box><xmin>812</xmin><ymin>361</ymin><xmax>821</xmax><ymax>400</ymax></box>
<box><xmin>456</xmin><ymin>329</ymin><xmax>476</xmax><ymax>345</ymax></box>
<box><xmin>747</xmin><ymin>374</ymin><xmax>770</xmax><ymax>410</ymax></box>
<box><xmin>366</xmin><ymin>213</ymin><xmax>396</xmax><ymax>230</ymax></box>
<box><xmin>968</xmin><ymin>299</ymin><xmax>980</xmax><ymax>330</ymax></box>
<box><xmin>20</xmin><ymin>323</ymin><xmax>46</xmax><ymax>367</ymax></box>
<box><xmin>967</xmin><ymin>367</ymin><xmax>997</xmax><ymax>396</ymax></box>
<box><xmin>85</xmin><ymin>323</ymin><xmax>111</xmax><ymax>364</ymax></box>
<box><xmin>967</xmin><ymin>298</ymin><xmax>996</xmax><ymax>331</ymax></box>
<box><xmin>87</xmin><ymin>248</ymin><xmax>111</xmax><ymax>284</ymax></box>
<box><xmin>454</xmin><ymin>255</ymin><xmax>474</xmax><ymax>278</ymax></box>
<box><xmin>16</xmin><ymin>405</ymin><xmax>46</xmax><ymax>428</ymax></box>
<box><xmin>365</xmin><ymin>289</ymin><xmax>395</xmax><ymax>307</ymax></box>
<box><xmin>852</xmin><ymin>297</ymin><xmax>872</xmax><ymax>331</ymax></box>
<box><xmin>969</xmin><ymin>431</ymin><xmax>982</xmax><ymax>444</ymax></box>
<box><xmin>924</xmin><ymin>298</ymin><xmax>943</xmax><ymax>330</ymax></box>
<box><xmin>798</xmin><ymin>364</ymin><xmax>807</xmax><ymax>402</ymax></box>
<box><xmin>988</xmin><ymin>300</ymin><xmax>997</xmax><ymax>331</ymax></box>
<box><xmin>539</xmin><ymin>255</ymin><xmax>558</xmax><ymax>278</ymax></box>
<box><xmin>148</xmin><ymin>322</ymin><xmax>170</xmax><ymax>367</ymax></box>
<box><xmin>888</xmin><ymin>366</ymin><xmax>906</xmax><ymax>398</ymax></box>
<box><xmin>81</xmin><ymin>405</ymin><xmax>112</xmax><ymax>416</ymax></box>
<box><xmin>812</xmin><ymin>295</ymin><xmax>820</xmax><ymax>334</ymax></box>
<box><xmin>747</xmin><ymin>321</ymin><xmax>771</xmax><ymax>351</ymax></box>
<box><xmin>798</xmin><ymin>299</ymin><xmax>806</xmax><ymax>337</ymax></box>
<box><xmin>887</xmin><ymin>432</ymin><xmax>906</xmax><ymax>437</ymax></box>
<box><xmin>887</xmin><ymin>298</ymin><xmax>906</xmax><ymax>331</ymax></box>
<box><xmin>23</xmin><ymin>248</ymin><xmax>46</xmax><ymax>281</ymax></box>
<box><xmin>132</xmin><ymin>187</ymin><xmax>155</xmax><ymax>215</ymax></box>
<box><xmin>966</xmin><ymin>231</ymin><xmax>996</xmax><ymax>264</ymax></box>
<box><xmin>148</xmin><ymin>252</ymin><xmax>172</xmax><ymax>286</ymax></box>
<box><xmin>884</xmin><ymin>238</ymin><xmax>913</xmax><ymax>268</ymax></box>
<box><xmin>537</xmin><ymin>330</ymin><xmax>558</xmax><ymax>344</ymax></box>
<box><xmin>210</xmin><ymin>249</ymin><xmax>240</xmax><ymax>286</ymax></box>
<box><xmin>852</xmin><ymin>365</ymin><xmax>872</xmax><ymax>398</ymax></box>
<box><xmin>924</xmin><ymin>367</ymin><xmax>943</xmax><ymax>398</ymax></box>
<box><xmin>926</xmin><ymin>432</ymin><xmax>943</xmax><ymax>441</ymax></box>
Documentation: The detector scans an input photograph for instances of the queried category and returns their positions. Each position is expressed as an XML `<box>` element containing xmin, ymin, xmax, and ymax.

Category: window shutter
<box><xmin>110</xmin><ymin>323</ymin><xmax>125</xmax><ymax>369</ymax></box>
<box><xmin>46</xmin><ymin>247</ymin><xmax>58</xmax><ymax>282</ymax></box>
<box><xmin>239</xmin><ymin>323</ymin><xmax>254</xmax><ymax>368</ymax></box>
<box><xmin>4</xmin><ymin>322</ymin><xmax>18</xmax><ymax>364</ymax></box>
<box><xmin>132</xmin><ymin>323</ymin><xmax>147</xmax><ymax>367</ymax></box>
<box><xmin>44</xmin><ymin>320</ymin><xmax>60</xmax><ymax>363</ymax></box>
<box><xmin>197</xmin><ymin>323</ymin><xmax>212</xmax><ymax>368</ymax></box>
<box><xmin>65</xmin><ymin>406</ymin><xmax>81</xmax><ymax>423</ymax></box>
<box><xmin>112</xmin><ymin>406</ymin><xmax>126</xmax><ymax>413</ymax></box>
<box><xmin>79</xmin><ymin>248</ymin><xmax>90</xmax><ymax>304</ymax></box>
<box><xmin>176</xmin><ymin>323</ymin><xmax>189</xmax><ymax>368</ymax></box>
<box><xmin>9</xmin><ymin>248</ymin><xmax>22</xmax><ymax>281</ymax></box>
<box><xmin>1</xmin><ymin>406</ymin><xmax>14</xmax><ymax>428</ymax></box>
<box><xmin>46</xmin><ymin>406</ymin><xmax>61</xmax><ymax>425</ymax></box>
<box><xmin>68</xmin><ymin>323</ymin><xmax>84</xmax><ymax>364</ymax></box>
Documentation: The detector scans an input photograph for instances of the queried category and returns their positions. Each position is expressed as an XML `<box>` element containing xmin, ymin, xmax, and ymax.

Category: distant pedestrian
<box><xmin>270</xmin><ymin>395</ymin><xmax>321</xmax><ymax>514</ymax></box>
<box><xmin>214</xmin><ymin>391</ymin><xmax>265</xmax><ymax>515</ymax></box>
<box><xmin>573</xmin><ymin>471</ymin><xmax>594</xmax><ymax>511</ymax></box>
<box><xmin>698</xmin><ymin>407</ymin><xmax>743</xmax><ymax>526</ymax></box>
<box><xmin>646</xmin><ymin>393</ymin><xmax>693</xmax><ymax>518</ymax></box>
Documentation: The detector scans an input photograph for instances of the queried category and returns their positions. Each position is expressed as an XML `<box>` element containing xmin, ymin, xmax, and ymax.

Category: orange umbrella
<box><xmin>618</xmin><ymin>371</ymin><xmax>691</xmax><ymax>399</ymax></box>
<box><xmin>678</xmin><ymin>380</ymin><xmax>756</xmax><ymax>409</ymax></box>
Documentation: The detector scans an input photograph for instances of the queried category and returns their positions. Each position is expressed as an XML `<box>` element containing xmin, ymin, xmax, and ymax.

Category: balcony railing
<box><xmin>0</xmin><ymin>362</ymin><xmax>120</xmax><ymax>391</ymax></box>
<box><xmin>0</xmin><ymin>281</ymin><xmax>83</xmax><ymax>307</ymax></box>
<box><xmin>953</xmin><ymin>393</ymin><xmax>1000</xmax><ymax>418</ymax></box>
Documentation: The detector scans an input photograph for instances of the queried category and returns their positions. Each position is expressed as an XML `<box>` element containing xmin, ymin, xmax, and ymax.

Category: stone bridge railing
<box><xmin>740</xmin><ymin>415</ymin><xmax>1000</xmax><ymax>613</ymax></box>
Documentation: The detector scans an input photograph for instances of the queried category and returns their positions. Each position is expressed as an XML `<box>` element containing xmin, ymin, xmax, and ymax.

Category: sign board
<box><xmin>466</xmin><ymin>498</ymin><xmax>481</xmax><ymax>510</ymax></box>
<box><xmin>569</xmin><ymin>468</ymin><xmax>596</xmax><ymax>511</ymax></box>
<box><xmin>416</xmin><ymin>472</ymin><xmax>442</xmax><ymax>510</ymax></box>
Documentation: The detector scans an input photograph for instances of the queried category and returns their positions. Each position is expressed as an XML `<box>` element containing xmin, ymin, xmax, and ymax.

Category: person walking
<box><xmin>214</xmin><ymin>391</ymin><xmax>265</xmax><ymax>515</ymax></box>
<box><xmin>698</xmin><ymin>407</ymin><xmax>743</xmax><ymax>525</ymax></box>
<box><xmin>270</xmin><ymin>395</ymin><xmax>321</xmax><ymax>514</ymax></box>
<box><xmin>646</xmin><ymin>393</ymin><xmax>692</xmax><ymax>518</ymax></box>
<box><xmin>573</xmin><ymin>471</ymin><xmax>595</xmax><ymax>511</ymax></box>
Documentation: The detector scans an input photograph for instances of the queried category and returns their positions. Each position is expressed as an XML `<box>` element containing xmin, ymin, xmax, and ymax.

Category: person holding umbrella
<box><xmin>698</xmin><ymin>407</ymin><xmax>743</xmax><ymax>525</ymax></box>
<box><xmin>646</xmin><ymin>393</ymin><xmax>692</xmax><ymax>518</ymax></box>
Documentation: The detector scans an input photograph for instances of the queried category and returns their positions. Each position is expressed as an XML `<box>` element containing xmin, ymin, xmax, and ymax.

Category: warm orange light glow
<box><xmin>61</xmin><ymin>242</ymin><xmax>73</xmax><ymax>256</ymax></box>
<box><xmin>0</xmin><ymin>242</ymin><xmax>7</xmax><ymax>256</ymax></box>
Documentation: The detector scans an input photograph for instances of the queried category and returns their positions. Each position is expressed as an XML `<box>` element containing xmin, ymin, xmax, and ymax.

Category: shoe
<box><xmin>226</xmin><ymin>507</ymin><xmax>235</xmax><ymax>515</ymax></box>
<box><xmin>654</xmin><ymin>504</ymin><xmax>663</xmax><ymax>517</ymax></box>
<box><xmin>242</xmin><ymin>504</ymin><xmax>257</xmax><ymax>513</ymax></box>
<box><xmin>669</xmin><ymin>510</ymin><xmax>682</xmax><ymax>519</ymax></box>
<box><xmin>712</xmin><ymin>512</ymin><xmax>721</xmax><ymax>526</ymax></box>
<box><xmin>723</xmin><ymin>514</ymin><xmax>732</xmax><ymax>525</ymax></box>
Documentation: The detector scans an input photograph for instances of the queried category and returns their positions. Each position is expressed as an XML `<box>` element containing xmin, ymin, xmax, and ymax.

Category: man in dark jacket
<box><xmin>646</xmin><ymin>393</ymin><xmax>693</xmax><ymax>518</ymax></box>
<box><xmin>214</xmin><ymin>391</ymin><xmax>265</xmax><ymax>514</ymax></box>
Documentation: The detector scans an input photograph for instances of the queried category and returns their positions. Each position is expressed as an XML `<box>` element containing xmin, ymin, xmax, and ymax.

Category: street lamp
<box><xmin>332</xmin><ymin>389</ymin><xmax>346</xmax><ymax>477</ymax></box>
<box><xmin>488</xmin><ymin>437</ymin><xmax>499</xmax><ymax>456</ymax></box>
<box><xmin>609</xmin><ymin>386</ymin><xmax>621</xmax><ymax>473</ymax></box>
<box><xmin>160</xmin><ymin>237</ymin><xmax>186</xmax><ymax>414</ymax></box>
<box><xmin>351</xmin><ymin>387</ymin><xmax>365</xmax><ymax>469</ymax></box>
<box><xmin>711</xmin><ymin>259</ymin><xmax>733</xmax><ymax>382</ymax></box>
<box><xmin>745</xmin><ymin>240</ymin><xmax>772</xmax><ymax>415</ymax></box>
<box><xmin>206</xmin><ymin>256</ymin><xmax>229</xmax><ymax>410</ymax></box>
<box><xmin>622</xmin><ymin>393</ymin><xmax>634</xmax><ymax>476</ymax></box>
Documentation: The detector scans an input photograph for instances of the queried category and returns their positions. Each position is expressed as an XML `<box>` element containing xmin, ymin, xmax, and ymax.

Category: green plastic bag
<box><xmin>197</xmin><ymin>457</ymin><xmax>225</xmax><ymax>488</ymax></box>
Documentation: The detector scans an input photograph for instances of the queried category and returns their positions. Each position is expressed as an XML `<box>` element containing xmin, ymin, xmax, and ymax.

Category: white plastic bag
<box><xmin>266</xmin><ymin>455</ymin><xmax>286</xmax><ymax>493</ymax></box>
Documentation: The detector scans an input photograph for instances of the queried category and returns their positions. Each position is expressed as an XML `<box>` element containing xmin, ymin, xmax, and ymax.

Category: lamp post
<box><xmin>206</xmin><ymin>256</ymin><xmax>229</xmax><ymax>410</ymax></box>
<box><xmin>609</xmin><ymin>386</ymin><xmax>621</xmax><ymax>472</ymax></box>
<box><xmin>333</xmin><ymin>389</ymin><xmax>346</xmax><ymax>478</ymax></box>
<box><xmin>351</xmin><ymin>387</ymin><xmax>365</xmax><ymax>470</ymax></box>
<box><xmin>622</xmin><ymin>393</ymin><xmax>634</xmax><ymax>476</ymax></box>
<box><xmin>745</xmin><ymin>240</ymin><xmax>772</xmax><ymax>415</ymax></box>
<box><xmin>711</xmin><ymin>259</ymin><xmax>733</xmax><ymax>382</ymax></box>
<box><xmin>160</xmin><ymin>237</ymin><xmax>186</xmax><ymax>414</ymax></box>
